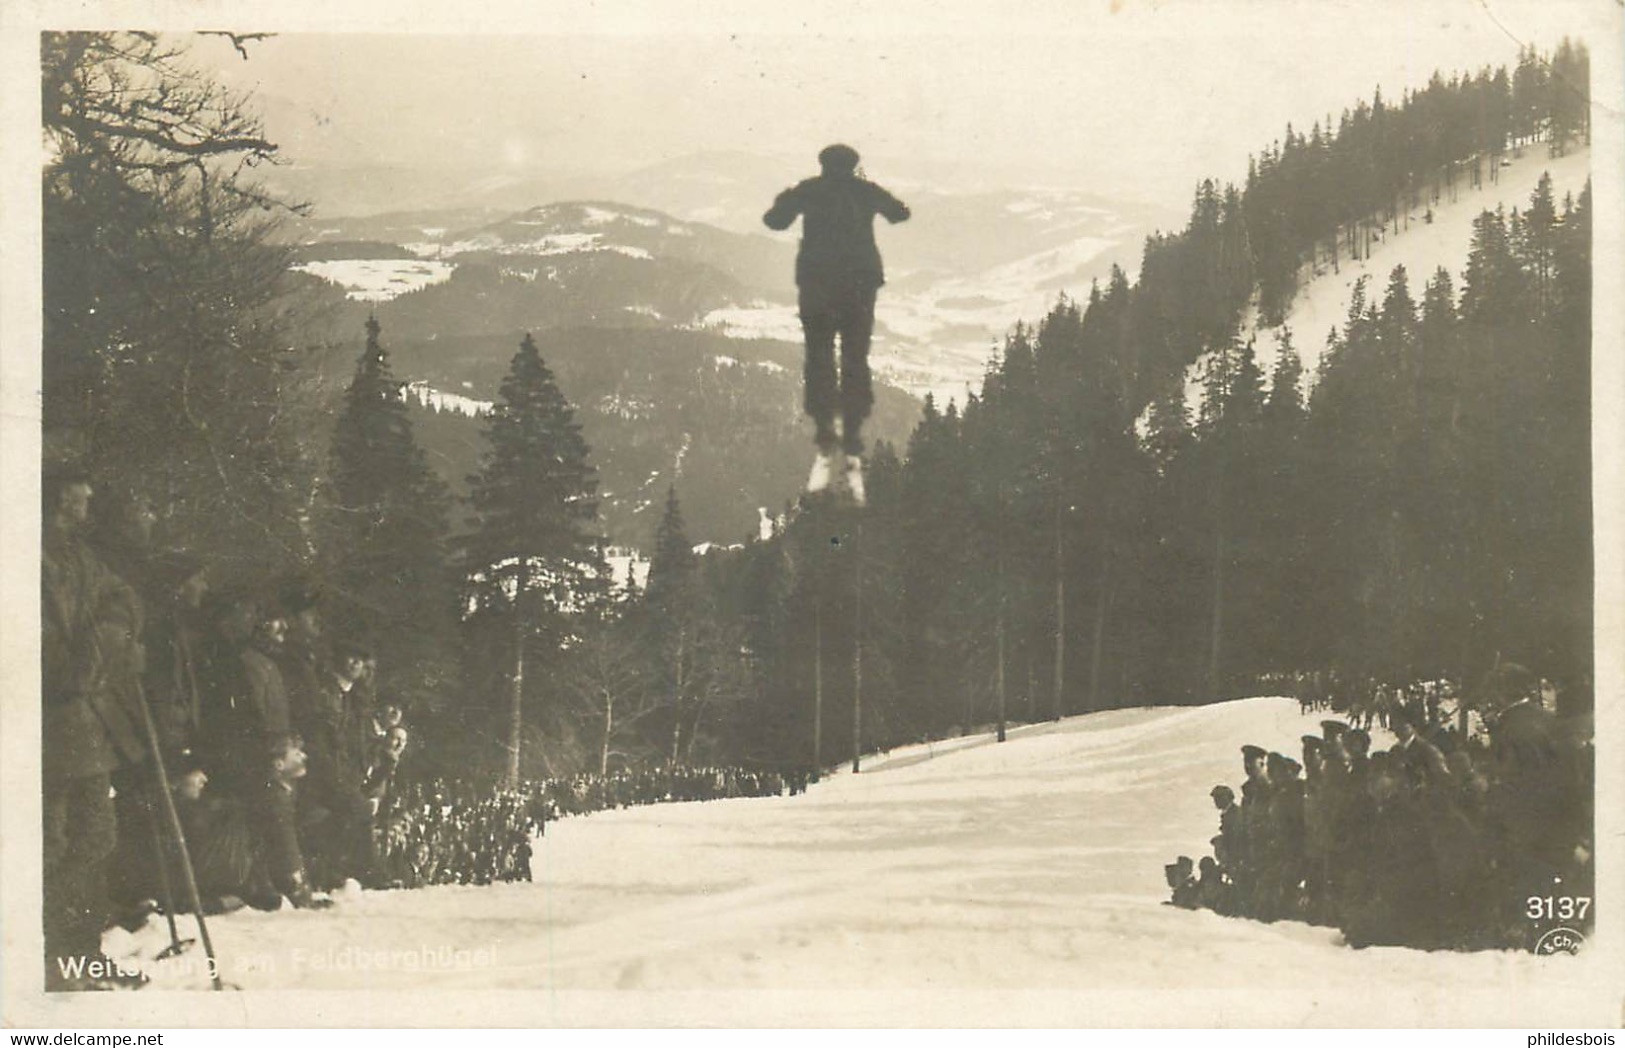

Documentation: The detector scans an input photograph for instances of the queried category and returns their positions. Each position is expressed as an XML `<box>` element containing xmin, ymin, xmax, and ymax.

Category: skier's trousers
<box><xmin>798</xmin><ymin>280</ymin><xmax>877</xmax><ymax>450</ymax></box>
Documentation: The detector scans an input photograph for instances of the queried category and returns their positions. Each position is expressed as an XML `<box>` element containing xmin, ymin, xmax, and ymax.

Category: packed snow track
<box><xmin>109</xmin><ymin>697</ymin><xmax>1612</xmax><ymax>1025</ymax></box>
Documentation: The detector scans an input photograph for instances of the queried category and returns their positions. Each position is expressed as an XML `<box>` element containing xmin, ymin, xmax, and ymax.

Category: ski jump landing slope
<box><xmin>120</xmin><ymin>697</ymin><xmax>1615</xmax><ymax>1026</ymax></box>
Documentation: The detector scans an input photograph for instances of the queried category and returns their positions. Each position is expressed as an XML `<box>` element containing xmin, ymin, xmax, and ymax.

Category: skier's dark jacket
<box><xmin>763</xmin><ymin>173</ymin><xmax>909</xmax><ymax>289</ymax></box>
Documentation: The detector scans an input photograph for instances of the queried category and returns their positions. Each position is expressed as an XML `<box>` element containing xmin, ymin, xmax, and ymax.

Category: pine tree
<box><xmin>1262</xmin><ymin>328</ymin><xmax>1305</xmax><ymax>430</ymax></box>
<box><xmin>643</xmin><ymin>487</ymin><xmax>705</xmax><ymax>762</ymax></box>
<box><xmin>646</xmin><ymin>487</ymin><xmax>697</xmax><ymax>615</ymax></box>
<box><xmin>1412</xmin><ymin>267</ymin><xmax>1471</xmax><ymax>676</ymax></box>
<box><xmin>328</xmin><ymin>315</ymin><xmax>455</xmax><ymax>703</ymax></box>
<box><xmin>1255</xmin><ymin>329</ymin><xmax>1309</xmax><ymax>666</ymax></box>
<box><xmin>1546</xmin><ymin>182</ymin><xmax>1591</xmax><ymax>708</ymax></box>
<box><xmin>466</xmin><ymin>332</ymin><xmax>606</xmax><ymax>784</ymax></box>
<box><xmin>1516</xmin><ymin>173</ymin><xmax>1559</xmax><ymax>312</ymax></box>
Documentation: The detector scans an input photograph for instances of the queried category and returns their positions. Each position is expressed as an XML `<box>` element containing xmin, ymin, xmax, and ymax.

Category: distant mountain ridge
<box><xmin>287</xmin><ymin>165</ymin><xmax>1173</xmax><ymax>403</ymax></box>
<box><xmin>282</xmin><ymin>165</ymin><xmax>1173</xmax><ymax>544</ymax></box>
<box><xmin>431</xmin><ymin>200</ymin><xmax>795</xmax><ymax>299</ymax></box>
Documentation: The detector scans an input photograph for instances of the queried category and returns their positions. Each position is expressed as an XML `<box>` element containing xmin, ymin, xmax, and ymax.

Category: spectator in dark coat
<box><xmin>195</xmin><ymin>586</ymin><xmax>260</xmax><ymax>796</ymax></box>
<box><xmin>299</xmin><ymin>642</ymin><xmax>378</xmax><ymax>889</ymax></box>
<box><xmin>256</xmin><ymin>734</ymin><xmax>329</xmax><ymax>910</ymax></box>
<box><xmin>1391</xmin><ymin>714</ymin><xmax>1451</xmax><ymax>790</ymax></box>
<box><xmin>143</xmin><ymin>553</ymin><xmax>210</xmax><ymax>755</ymax></box>
<box><xmin>41</xmin><ymin>468</ymin><xmax>148</xmax><ymax>987</ymax></box>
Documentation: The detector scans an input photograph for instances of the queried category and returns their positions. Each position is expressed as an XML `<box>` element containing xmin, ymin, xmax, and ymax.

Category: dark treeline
<box><xmin>702</xmin><ymin>170</ymin><xmax>1591</xmax><ymax>766</ymax></box>
<box><xmin>1138</xmin><ymin>39</ymin><xmax>1589</xmax><ymax>360</ymax></box>
<box><xmin>666</xmin><ymin>43</ymin><xmax>1594</xmax><ymax>767</ymax></box>
<box><xmin>43</xmin><ymin>32</ymin><xmax>1591</xmax><ymax>790</ymax></box>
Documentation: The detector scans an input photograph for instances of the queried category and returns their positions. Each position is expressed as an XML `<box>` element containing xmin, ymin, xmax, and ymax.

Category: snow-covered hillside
<box><xmin>290</xmin><ymin>186</ymin><xmax>1164</xmax><ymax>405</ymax></box>
<box><xmin>1249</xmin><ymin>145</ymin><xmax>1590</xmax><ymax>386</ymax></box>
<box><xmin>103</xmin><ymin>696</ymin><xmax>1610</xmax><ymax>1025</ymax></box>
<box><xmin>290</xmin><ymin>258</ymin><xmax>455</xmax><ymax>302</ymax></box>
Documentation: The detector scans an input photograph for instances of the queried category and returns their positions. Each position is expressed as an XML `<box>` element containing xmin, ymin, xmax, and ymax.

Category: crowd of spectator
<box><xmin>373</xmin><ymin>766</ymin><xmax>813</xmax><ymax>889</ymax></box>
<box><xmin>43</xmin><ymin>469</ymin><xmax>420</xmax><ymax>988</ymax></box>
<box><xmin>41</xmin><ymin>460</ymin><xmax>818</xmax><ymax>989</ymax></box>
<box><xmin>1166</xmin><ymin>672</ymin><xmax>1593</xmax><ymax>951</ymax></box>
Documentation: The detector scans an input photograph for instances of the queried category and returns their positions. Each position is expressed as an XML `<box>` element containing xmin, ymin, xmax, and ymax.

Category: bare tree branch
<box><xmin>199</xmin><ymin>31</ymin><xmax>276</xmax><ymax>61</ymax></box>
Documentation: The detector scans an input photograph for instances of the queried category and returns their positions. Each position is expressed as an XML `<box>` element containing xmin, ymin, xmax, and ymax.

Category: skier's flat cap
<box><xmin>818</xmin><ymin>143</ymin><xmax>860</xmax><ymax>172</ymax></box>
<box><xmin>1301</xmin><ymin>735</ymin><xmax>1324</xmax><ymax>754</ymax></box>
<box><xmin>1320</xmin><ymin>719</ymin><xmax>1349</xmax><ymax>739</ymax></box>
<box><xmin>1241</xmin><ymin>744</ymin><xmax>1268</xmax><ymax>760</ymax></box>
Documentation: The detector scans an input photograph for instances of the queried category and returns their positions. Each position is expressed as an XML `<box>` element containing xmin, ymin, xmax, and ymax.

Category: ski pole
<box><xmin>131</xmin><ymin>679</ymin><xmax>223</xmax><ymax>990</ymax></box>
<box><xmin>143</xmin><ymin>792</ymin><xmax>188</xmax><ymax>959</ymax></box>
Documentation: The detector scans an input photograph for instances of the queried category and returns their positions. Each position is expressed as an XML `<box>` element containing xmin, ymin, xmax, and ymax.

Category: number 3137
<box><xmin>1527</xmin><ymin>896</ymin><xmax>1591</xmax><ymax>920</ymax></box>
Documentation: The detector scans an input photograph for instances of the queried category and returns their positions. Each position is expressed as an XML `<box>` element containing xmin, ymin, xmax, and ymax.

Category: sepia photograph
<box><xmin>2</xmin><ymin>0</ymin><xmax>1621</xmax><ymax>1029</ymax></box>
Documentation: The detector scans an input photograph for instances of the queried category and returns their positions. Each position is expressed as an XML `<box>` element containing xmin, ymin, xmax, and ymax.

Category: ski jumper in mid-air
<box><xmin>763</xmin><ymin>144</ymin><xmax>910</xmax><ymax>504</ymax></box>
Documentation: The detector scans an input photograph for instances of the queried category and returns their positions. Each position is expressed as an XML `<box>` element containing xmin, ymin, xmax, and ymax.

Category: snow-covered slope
<box><xmin>104</xmin><ymin>696</ymin><xmax>1610</xmax><ymax>1025</ymax></box>
<box><xmin>1252</xmin><ymin>145</ymin><xmax>1590</xmax><ymax>384</ymax></box>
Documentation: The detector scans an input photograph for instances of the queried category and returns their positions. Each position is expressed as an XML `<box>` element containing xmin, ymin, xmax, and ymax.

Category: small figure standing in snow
<box><xmin>764</xmin><ymin>144</ymin><xmax>910</xmax><ymax>504</ymax></box>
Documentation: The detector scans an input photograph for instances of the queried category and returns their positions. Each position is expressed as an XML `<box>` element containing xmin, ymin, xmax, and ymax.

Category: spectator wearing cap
<box><xmin>1234</xmin><ymin>745</ymin><xmax>1271</xmax><ymax>905</ymax></box>
<box><xmin>298</xmin><ymin>639</ymin><xmax>377</xmax><ymax>889</ymax></box>
<box><xmin>206</xmin><ymin>597</ymin><xmax>293</xmax><ymax>800</ymax></box>
<box><xmin>1210</xmin><ymin>784</ymin><xmax>1239</xmax><ymax>833</ymax></box>
<box><xmin>163</xmin><ymin>751</ymin><xmax>268</xmax><ymax>913</ymax></box>
<box><xmin>41</xmin><ymin>467</ymin><xmax>152</xmax><ymax>986</ymax></box>
<box><xmin>241</xmin><ymin>601</ymin><xmax>292</xmax><ymax>737</ymax></box>
<box><xmin>1196</xmin><ymin>855</ymin><xmax>1231</xmax><ymax>914</ymax></box>
<box><xmin>1301</xmin><ymin>735</ymin><xmax>1336</xmax><ymax>922</ymax></box>
<box><xmin>1240</xmin><ymin>744</ymin><xmax>1270</xmax><ymax>795</ymax></box>
<box><xmin>1261</xmin><ymin>752</ymin><xmax>1306</xmax><ymax>921</ymax></box>
<box><xmin>1320</xmin><ymin>719</ymin><xmax>1350</xmax><ymax>767</ymax></box>
<box><xmin>1344</xmin><ymin>728</ymin><xmax>1372</xmax><ymax>782</ymax></box>
<box><xmin>1484</xmin><ymin>678</ymin><xmax>1576</xmax><ymax>918</ymax></box>
<box><xmin>1484</xmin><ymin>681</ymin><xmax>1558</xmax><ymax>784</ymax></box>
<box><xmin>1165</xmin><ymin>856</ymin><xmax>1200</xmax><ymax>909</ymax></box>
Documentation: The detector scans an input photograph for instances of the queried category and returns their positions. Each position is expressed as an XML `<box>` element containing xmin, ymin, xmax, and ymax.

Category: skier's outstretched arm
<box><xmin>763</xmin><ymin>186</ymin><xmax>802</xmax><ymax>231</ymax></box>
<box><xmin>873</xmin><ymin>184</ymin><xmax>910</xmax><ymax>224</ymax></box>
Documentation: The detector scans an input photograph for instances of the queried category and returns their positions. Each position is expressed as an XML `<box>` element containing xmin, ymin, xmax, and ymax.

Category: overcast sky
<box><xmin>186</xmin><ymin>0</ymin><xmax>1613</xmax><ymax>205</ymax></box>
